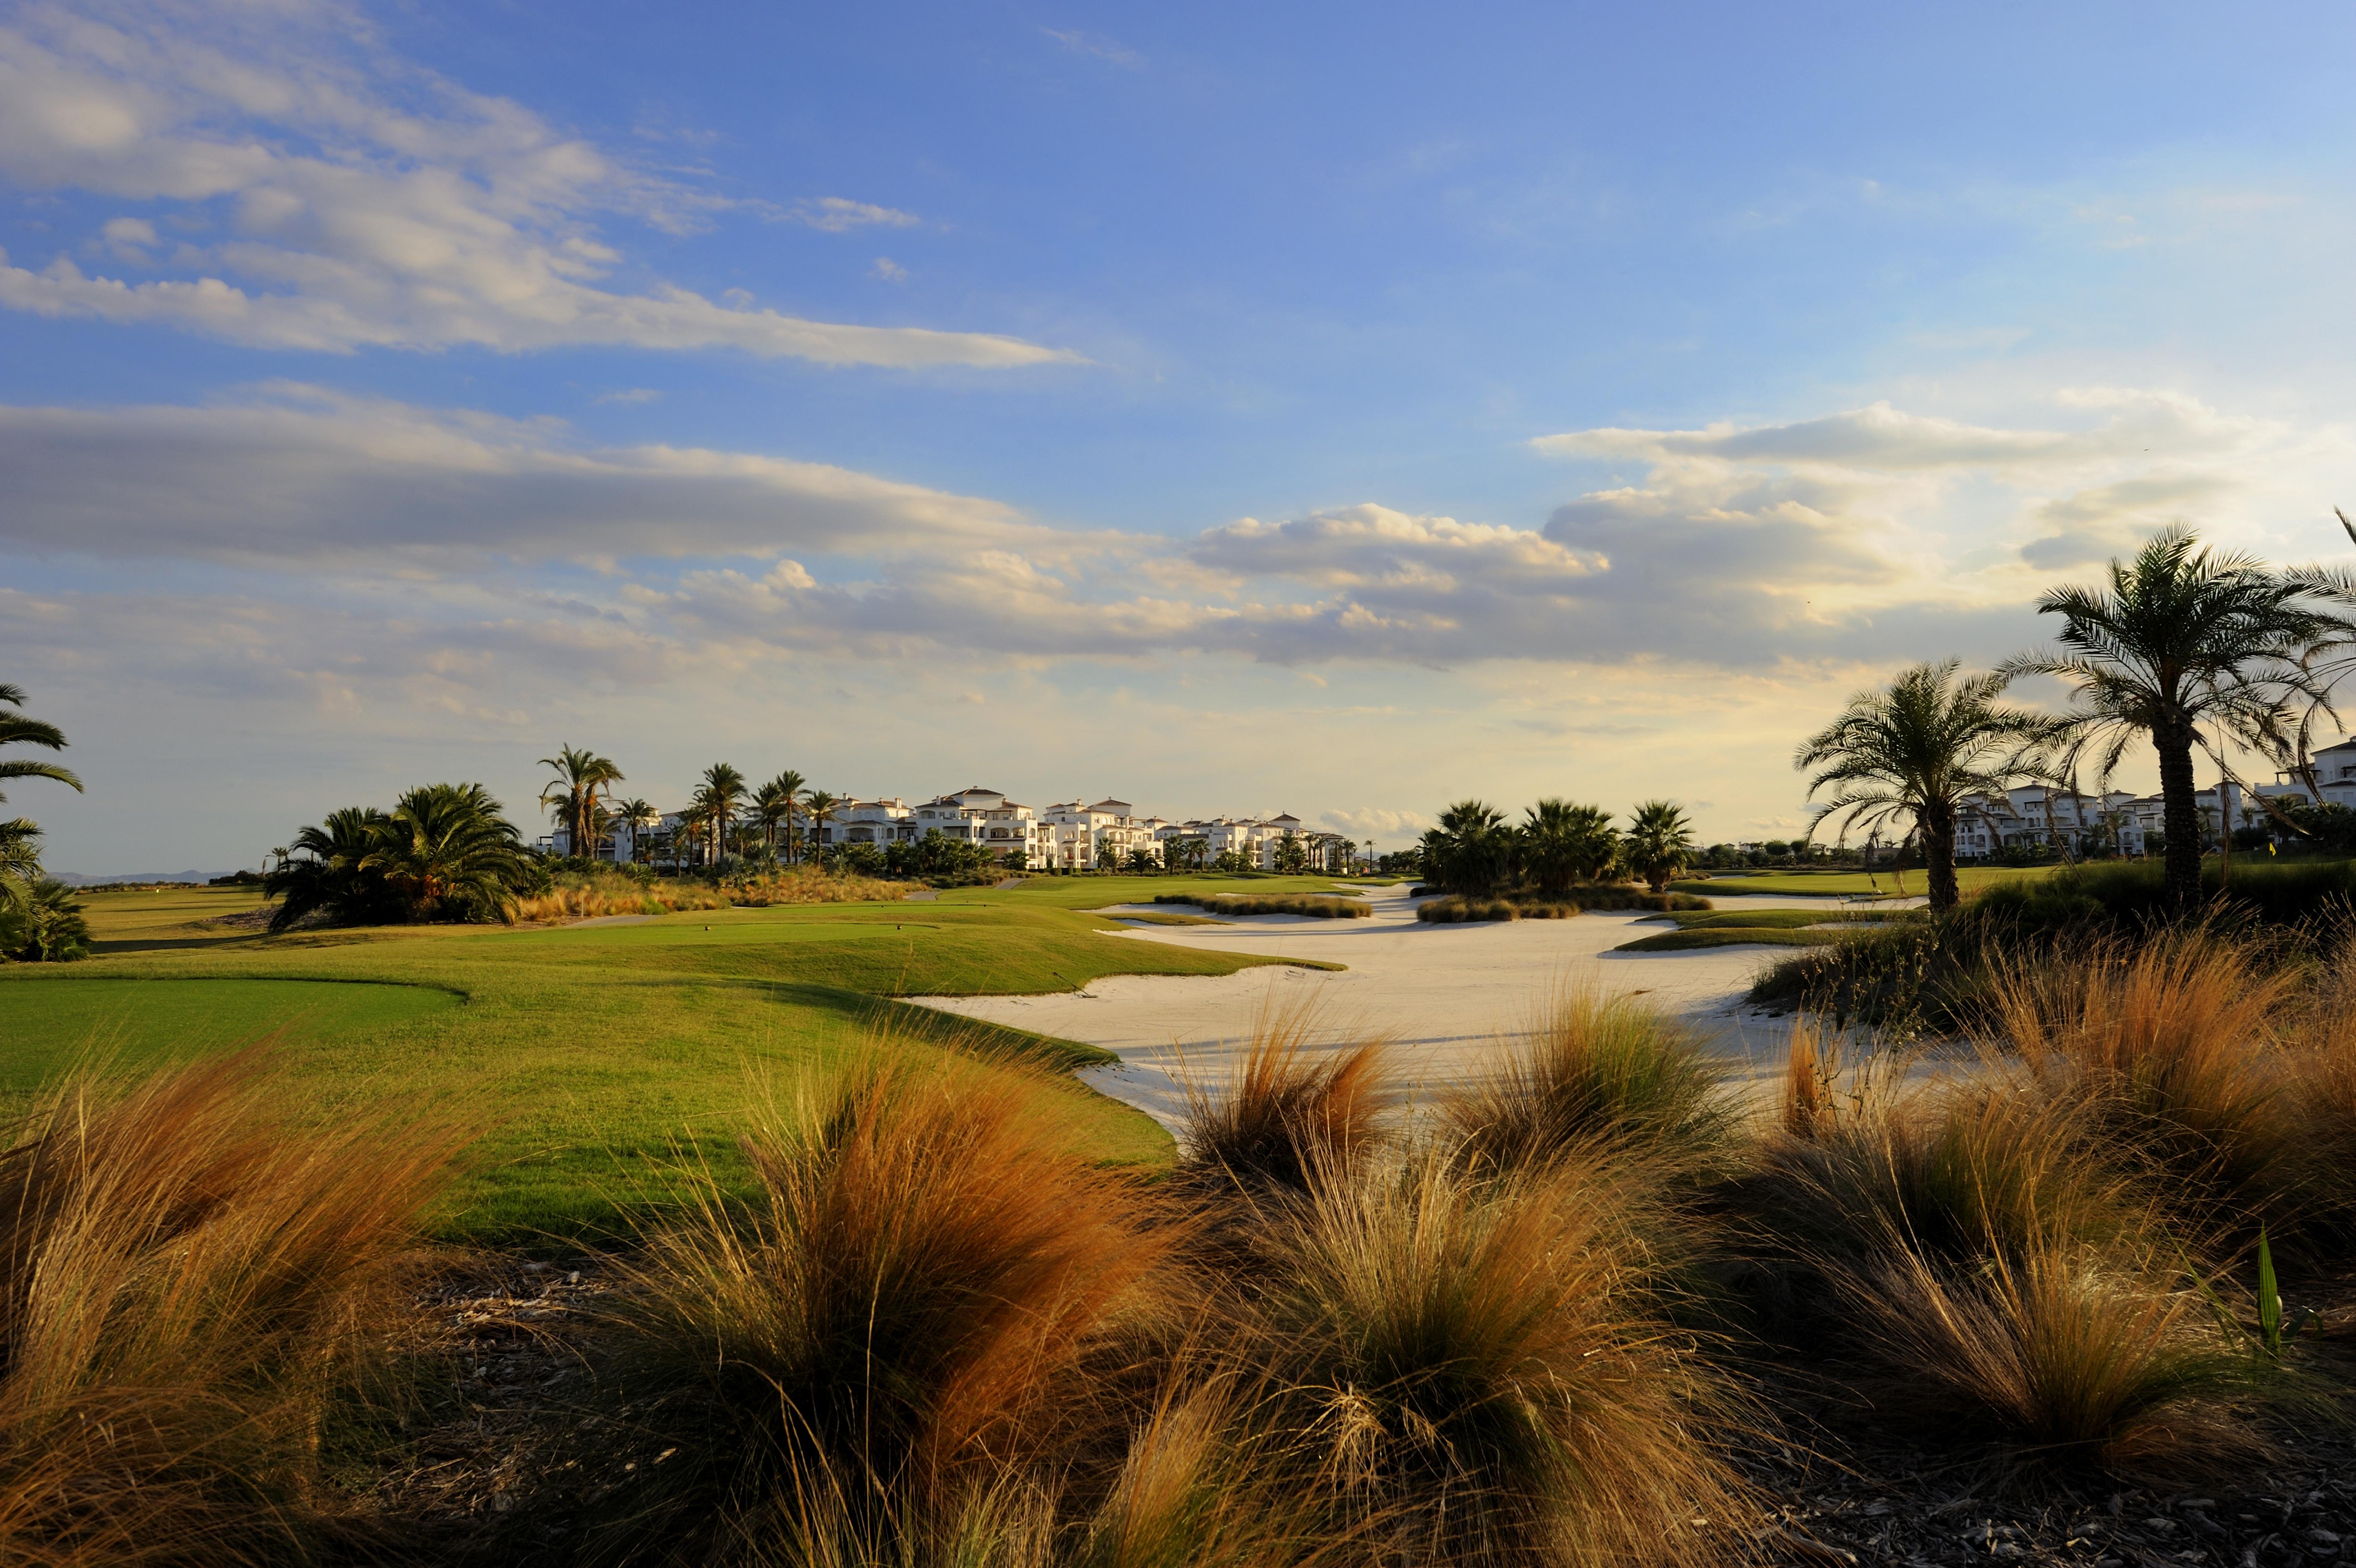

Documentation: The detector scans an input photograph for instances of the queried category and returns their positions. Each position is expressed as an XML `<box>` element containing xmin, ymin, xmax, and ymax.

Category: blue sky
<box><xmin>5</xmin><ymin>0</ymin><xmax>2355</xmax><ymax>869</ymax></box>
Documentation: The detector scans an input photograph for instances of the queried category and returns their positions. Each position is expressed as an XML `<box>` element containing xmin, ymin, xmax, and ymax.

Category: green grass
<box><xmin>1613</xmin><ymin>906</ymin><xmax>1921</xmax><ymax>953</ymax></box>
<box><xmin>1671</xmin><ymin>866</ymin><xmax>2061</xmax><ymax>898</ymax></box>
<box><xmin>962</xmin><ymin>873</ymin><xmax>1365</xmax><ymax>910</ymax></box>
<box><xmin>3</xmin><ymin>880</ymin><xmax>1348</xmax><ymax>1246</ymax></box>
<box><xmin>1615</xmin><ymin>927</ymin><xmax>1851</xmax><ymax>953</ymax></box>
<box><xmin>1658</xmin><ymin>909</ymin><xmax>1914</xmax><ymax>931</ymax></box>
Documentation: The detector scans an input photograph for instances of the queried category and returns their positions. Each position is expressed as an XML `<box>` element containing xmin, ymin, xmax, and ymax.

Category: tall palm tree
<box><xmin>539</xmin><ymin>746</ymin><xmax>623</xmax><ymax>859</ymax></box>
<box><xmin>610</xmin><ymin>798</ymin><xmax>659</xmax><ymax>865</ymax></box>
<box><xmin>1622</xmin><ymin>801</ymin><xmax>1698</xmax><ymax>893</ymax></box>
<box><xmin>1518</xmin><ymin>799</ymin><xmax>1619</xmax><ymax>894</ymax></box>
<box><xmin>1797</xmin><ymin>660</ymin><xmax>2052</xmax><ymax>913</ymax></box>
<box><xmin>753</xmin><ymin>779</ymin><xmax>794</xmax><ymax>856</ymax></box>
<box><xmin>800</xmin><ymin>789</ymin><xmax>840</xmax><ymax>862</ymax></box>
<box><xmin>699</xmin><ymin>763</ymin><xmax>747</xmax><ymax>868</ymax></box>
<box><xmin>767</xmin><ymin>769</ymin><xmax>808</xmax><ymax>862</ymax></box>
<box><xmin>363</xmin><ymin>783</ymin><xmax>532</xmax><ymax>924</ymax></box>
<box><xmin>2001</xmin><ymin>527</ymin><xmax>2335</xmax><ymax>908</ymax></box>
<box><xmin>0</xmin><ymin>683</ymin><xmax>81</xmax><ymax>811</ymax></box>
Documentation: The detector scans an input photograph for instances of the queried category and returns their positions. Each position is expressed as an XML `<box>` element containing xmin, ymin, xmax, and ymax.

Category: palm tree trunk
<box><xmin>1921</xmin><ymin>803</ymin><xmax>1960</xmax><ymax>912</ymax></box>
<box><xmin>2156</xmin><ymin>720</ymin><xmax>2203</xmax><ymax>908</ymax></box>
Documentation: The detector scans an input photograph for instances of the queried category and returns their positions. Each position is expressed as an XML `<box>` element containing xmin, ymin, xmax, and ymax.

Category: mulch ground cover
<box><xmin>370</xmin><ymin>1256</ymin><xmax>2356</xmax><ymax>1566</ymax></box>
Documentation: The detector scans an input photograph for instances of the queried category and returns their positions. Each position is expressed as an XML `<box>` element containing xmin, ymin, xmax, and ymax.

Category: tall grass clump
<box><xmin>1441</xmin><ymin>987</ymin><xmax>1741</xmax><ymax>1179</ymax></box>
<box><xmin>1246</xmin><ymin>1153</ymin><xmax>1753</xmax><ymax>1566</ymax></box>
<box><xmin>591</xmin><ymin>1054</ymin><xmax>1182</xmax><ymax>1566</ymax></box>
<box><xmin>1754</xmin><ymin>1024</ymin><xmax>2291</xmax><ymax>1477</ymax></box>
<box><xmin>1839</xmin><ymin>1229</ymin><xmax>2269</xmax><ymax>1476</ymax></box>
<box><xmin>1177</xmin><ymin>1005</ymin><xmax>1390</xmax><ymax>1194</ymax></box>
<box><xmin>1994</xmin><ymin>929</ymin><xmax>2311</xmax><ymax>1240</ymax></box>
<box><xmin>0</xmin><ymin>1048</ymin><xmax>459</xmax><ymax>1566</ymax></box>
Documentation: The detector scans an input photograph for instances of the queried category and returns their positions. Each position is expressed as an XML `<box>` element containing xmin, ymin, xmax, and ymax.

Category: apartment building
<box><xmin>900</xmin><ymin>786</ymin><xmax>1059</xmax><ymax>861</ymax></box>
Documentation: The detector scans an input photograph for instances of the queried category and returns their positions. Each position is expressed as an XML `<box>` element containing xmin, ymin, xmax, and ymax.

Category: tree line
<box><xmin>1417</xmin><ymin>799</ymin><xmax>1699</xmax><ymax>895</ymax></box>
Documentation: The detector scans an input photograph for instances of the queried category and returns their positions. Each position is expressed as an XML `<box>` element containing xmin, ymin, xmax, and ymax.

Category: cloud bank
<box><xmin>0</xmin><ymin>0</ymin><xmax>1073</xmax><ymax>367</ymax></box>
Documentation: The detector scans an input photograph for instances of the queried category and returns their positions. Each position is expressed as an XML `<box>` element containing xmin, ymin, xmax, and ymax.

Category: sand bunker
<box><xmin>914</xmin><ymin>883</ymin><xmax>1859</xmax><ymax>1127</ymax></box>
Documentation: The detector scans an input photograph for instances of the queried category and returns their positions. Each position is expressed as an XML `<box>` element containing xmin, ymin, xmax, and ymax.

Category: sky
<box><xmin>5</xmin><ymin>0</ymin><xmax>2356</xmax><ymax>871</ymax></box>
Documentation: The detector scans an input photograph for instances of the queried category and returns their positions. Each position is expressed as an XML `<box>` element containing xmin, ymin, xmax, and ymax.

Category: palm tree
<box><xmin>1518</xmin><ymin>799</ymin><xmax>1619</xmax><ymax>894</ymax></box>
<box><xmin>363</xmin><ymin>784</ymin><xmax>533</xmax><ymax>924</ymax></box>
<box><xmin>1419</xmin><ymin>801</ymin><xmax>1512</xmax><ymax>893</ymax></box>
<box><xmin>766</xmin><ymin>769</ymin><xmax>808</xmax><ymax>862</ymax></box>
<box><xmin>800</xmin><ymin>789</ymin><xmax>840</xmax><ymax>863</ymax></box>
<box><xmin>1798</xmin><ymin>660</ymin><xmax>2054</xmax><ymax>913</ymax></box>
<box><xmin>0</xmin><ymin>817</ymin><xmax>44</xmax><ymax>914</ymax></box>
<box><xmin>539</xmin><ymin>746</ymin><xmax>623</xmax><ymax>859</ymax></box>
<box><xmin>753</xmin><ymin>779</ymin><xmax>794</xmax><ymax>856</ymax></box>
<box><xmin>610</xmin><ymin>798</ymin><xmax>659</xmax><ymax>865</ymax></box>
<box><xmin>2002</xmin><ymin>527</ymin><xmax>2335</xmax><ymax>908</ymax></box>
<box><xmin>265</xmin><ymin>806</ymin><xmax>396</xmax><ymax>931</ymax></box>
<box><xmin>0</xmin><ymin>684</ymin><xmax>81</xmax><ymax>808</ymax></box>
<box><xmin>699</xmin><ymin>763</ymin><xmax>747</xmax><ymax>868</ymax></box>
<box><xmin>1622</xmin><ymin>801</ymin><xmax>1698</xmax><ymax>893</ymax></box>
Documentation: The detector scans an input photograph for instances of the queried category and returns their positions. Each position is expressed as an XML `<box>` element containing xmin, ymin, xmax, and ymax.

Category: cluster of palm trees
<box><xmin>539</xmin><ymin>749</ymin><xmax>846</xmax><ymax>872</ymax></box>
<box><xmin>1801</xmin><ymin>522</ymin><xmax>2356</xmax><ymax>913</ymax></box>
<box><xmin>265</xmin><ymin>784</ymin><xmax>539</xmax><ymax>930</ymax></box>
<box><xmin>0</xmin><ymin>683</ymin><xmax>87</xmax><ymax>960</ymax></box>
<box><xmin>1419</xmin><ymin>799</ymin><xmax>1698</xmax><ymax>896</ymax></box>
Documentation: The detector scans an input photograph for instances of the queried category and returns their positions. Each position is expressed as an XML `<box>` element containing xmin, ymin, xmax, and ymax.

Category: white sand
<box><xmin>912</xmin><ymin>884</ymin><xmax>1873</xmax><ymax>1128</ymax></box>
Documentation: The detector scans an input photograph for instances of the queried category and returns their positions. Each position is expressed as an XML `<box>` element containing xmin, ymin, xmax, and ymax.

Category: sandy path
<box><xmin>914</xmin><ymin>884</ymin><xmax>1867</xmax><ymax>1128</ymax></box>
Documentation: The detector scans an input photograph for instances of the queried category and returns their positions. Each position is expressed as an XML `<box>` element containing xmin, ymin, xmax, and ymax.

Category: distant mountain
<box><xmin>46</xmin><ymin>870</ymin><xmax>239</xmax><ymax>887</ymax></box>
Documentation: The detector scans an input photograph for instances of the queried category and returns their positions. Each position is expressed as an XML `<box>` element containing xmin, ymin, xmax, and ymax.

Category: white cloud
<box><xmin>0</xmin><ymin>387</ymin><xmax>1055</xmax><ymax>564</ymax></box>
<box><xmin>870</xmin><ymin>256</ymin><xmax>908</xmax><ymax>283</ymax></box>
<box><xmin>793</xmin><ymin>197</ymin><xmax>919</xmax><ymax>232</ymax></box>
<box><xmin>594</xmin><ymin>387</ymin><xmax>663</xmax><ymax>405</ymax></box>
<box><xmin>1043</xmin><ymin>28</ymin><xmax>1140</xmax><ymax>67</ymax></box>
<box><xmin>0</xmin><ymin>1</ymin><xmax>1073</xmax><ymax>368</ymax></box>
<box><xmin>8</xmin><ymin>386</ymin><xmax>2349</xmax><ymax>678</ymax></box>
<box><xmin>1318</xmin><ymin>806</ymin><xmax>1432</xmax><ymax>841</ymax></box>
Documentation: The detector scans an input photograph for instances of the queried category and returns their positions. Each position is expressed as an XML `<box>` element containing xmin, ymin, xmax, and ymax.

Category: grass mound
<box><xmin>1153</xmin><ymin>892</ymin><xmax>1370</xmax><ymax>918</ymax></box>
<box><xmin>1418</xmin><ymin>885</ymin><xmax>1708</xmax><ymax>923</ymax></box>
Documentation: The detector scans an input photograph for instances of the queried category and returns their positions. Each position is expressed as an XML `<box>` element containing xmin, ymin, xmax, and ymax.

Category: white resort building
<box><xmin>548</xmin><ymin>783</ymin><xmax>1354</xmax><ymax>871</ymax></box>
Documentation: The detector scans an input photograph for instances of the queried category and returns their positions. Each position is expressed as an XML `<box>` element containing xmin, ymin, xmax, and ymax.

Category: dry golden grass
<box><xmin>0</xmin><ymin>1048</ymin><xmax>460</xmax><ymax>1566</ymax></box>
<box><xmin>1993</xmin><ymin>929</ymin><xmax>2310</xmax><ymax>1239</ymax></box>
<box><xmin>1244</xmin><ymin>1151</ymin><xmax>1756</xmax><ymax>1566</ymax></box>
<box><xmin>1841</xmin><ymin>1229</ymin><xmax>2267</xmax><ymax>1476</ymax></box>
<box><xmin>591</xmin><ymin>1052</ymin><xmax>1185</xmax><ymax>1566</ymax></box>
<box><xmin>1441</xmin><ymin>985</ymin><xmax>1742</xmax><ymax>1178</ymax></box>
<box><xmin>1177</xmin><ymin>1003</ymin><xmax>1392</xmax><ymax>1194</ymax></box>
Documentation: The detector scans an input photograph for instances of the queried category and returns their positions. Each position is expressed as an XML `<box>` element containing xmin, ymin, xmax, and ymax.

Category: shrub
<box><xmin>1441</xmin><ymin>987</ymin><xmax>1740</xmax><ymax>1179</ymax></box>
<box><xmin>0</xmin><ymin>1049</ymin><xmax>458</xmax><ymax>1565</ymax></box>
<box><xmin>0</xmin><ymin>878</ymin><xmax>89</xmax><ymax>961</ymax></box>
<box><xmin>1417</xmin><ymin>885</ymin><xmax>1706</xmax><ymax>922</ymax></box>
<box><xmin>591</xmin><ymin>1055</ymin><xmax>1180</xmax><ymax>1565</ymax></box>
<box><xmin>1246</xmin><ymin>1153</ymin><xmax>1752</xmax><ymax>1565</ymax></box>
<box><xmin>1153</xmin><ymin>893</ymin><xmax>1369</xmax><ymax>919</ymax></box>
